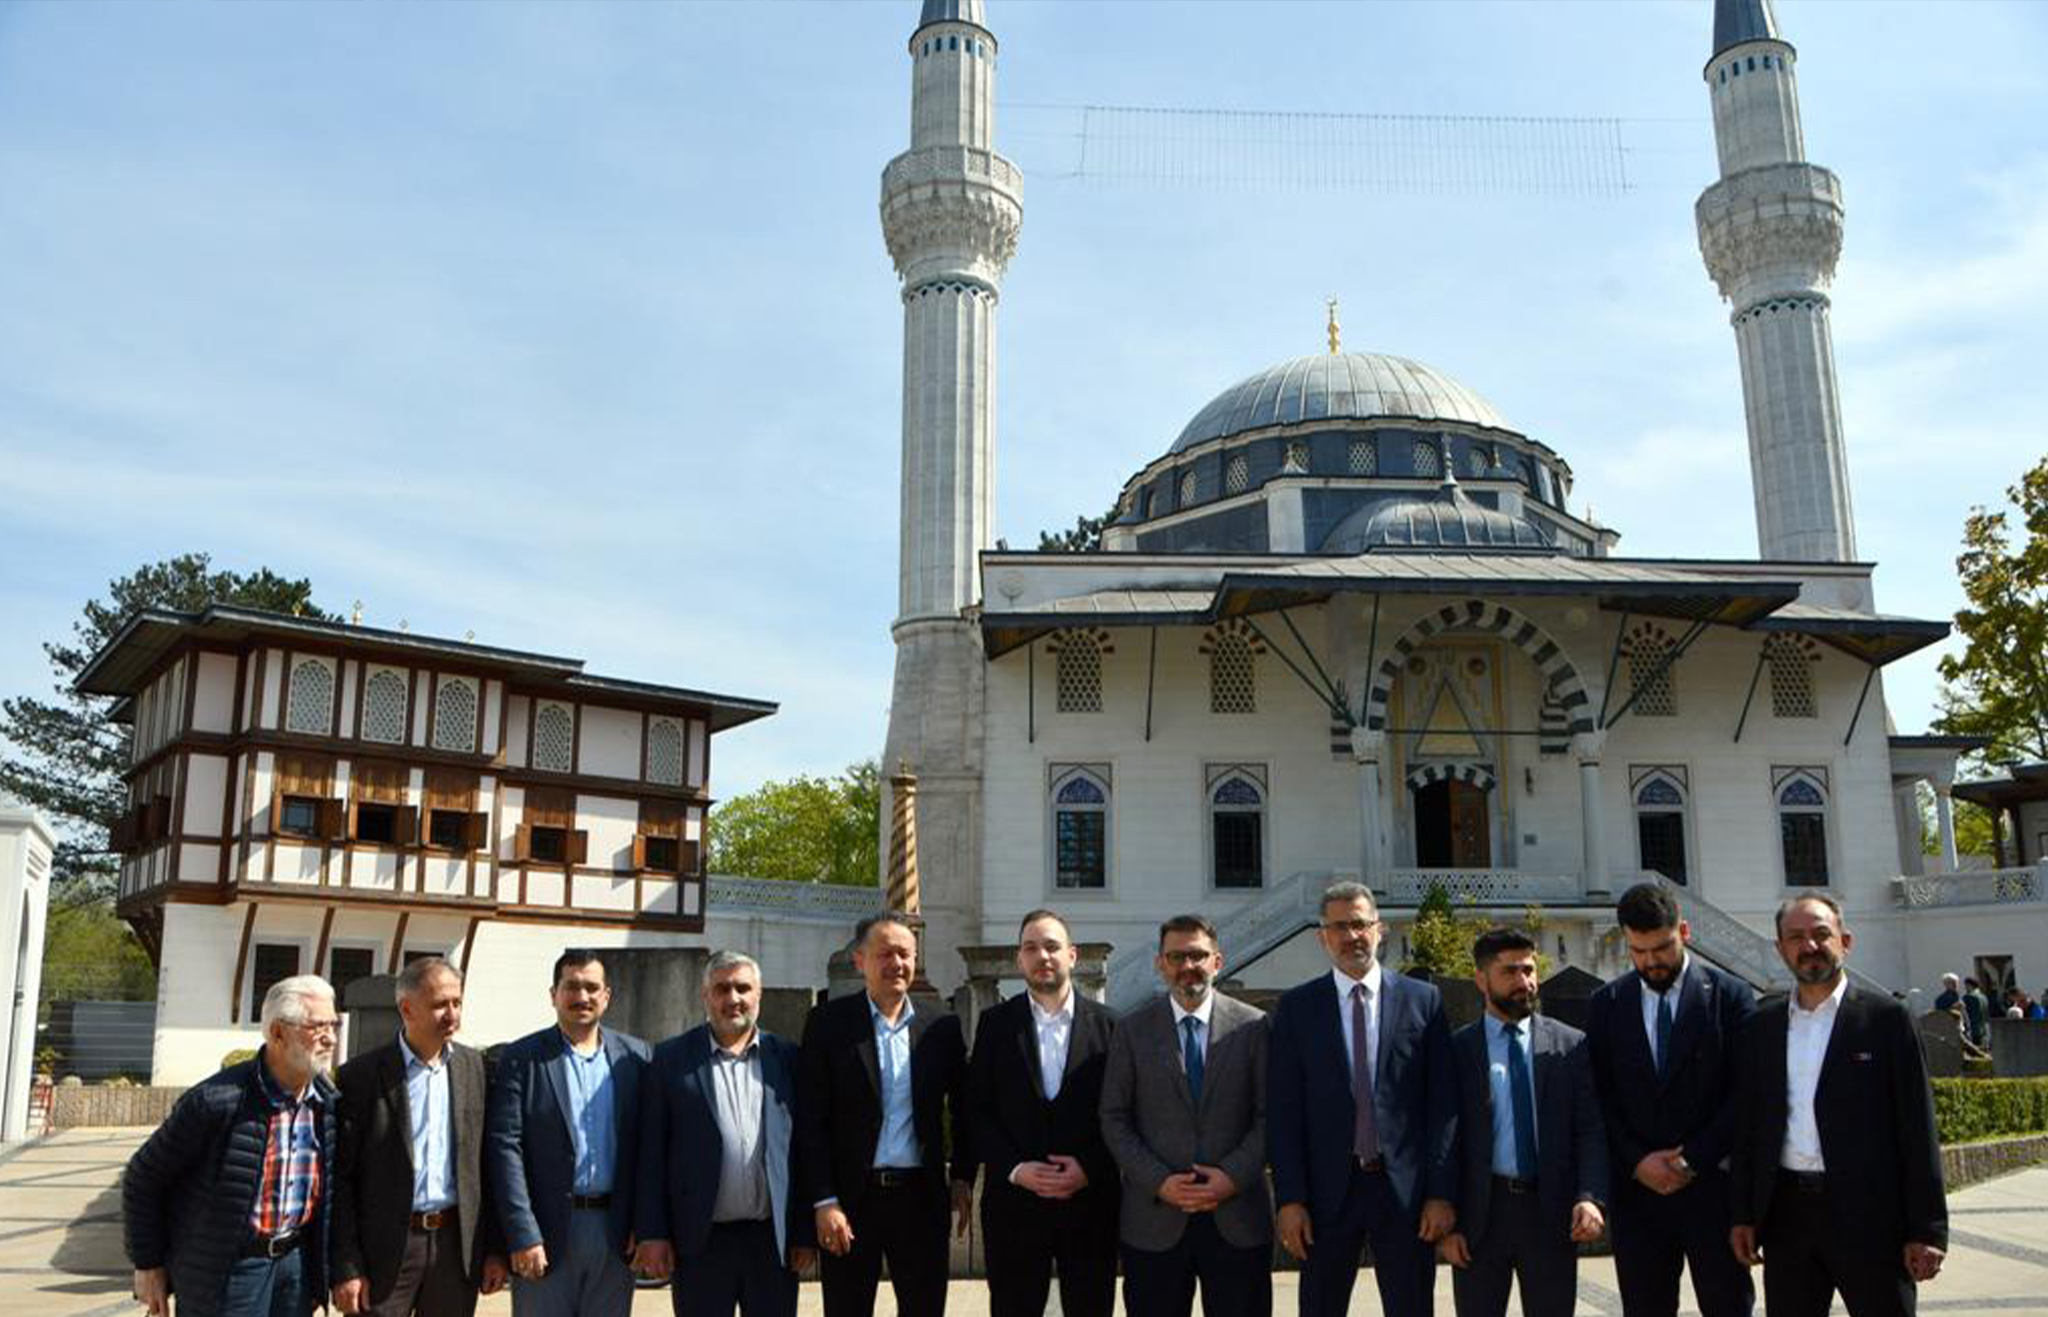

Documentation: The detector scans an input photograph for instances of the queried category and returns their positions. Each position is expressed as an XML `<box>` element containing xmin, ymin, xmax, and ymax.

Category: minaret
<box><xmin>878</xmin><ymin>0</ymin><xmax>1021</xmax><ymax>984</ymax></box>
<box><xmin>1696</xmin><ymin>0</ymin><xmax>1857</xmax><ymax>562</ymax></box>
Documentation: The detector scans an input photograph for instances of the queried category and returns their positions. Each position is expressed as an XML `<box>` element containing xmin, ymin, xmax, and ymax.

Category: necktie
<box><xmin>1181</xmin><ymin>1016</ymin><xmax>1204</xmax><ymax>1108</ymax></box>
<box><xmin>1655</xmin><ymin>992</ymin><xmax>1675</xmax><ymax>1081</ymax></box>
<box><xmin>1351</xmin><ymin>984</ymin><xmax>1380</xmax><ymax>1162</ymax></box>
<box><xmin>1506</xmin><ymin>1021</ymin><xmax>1538</xmax><ymax>1179</ymax></box>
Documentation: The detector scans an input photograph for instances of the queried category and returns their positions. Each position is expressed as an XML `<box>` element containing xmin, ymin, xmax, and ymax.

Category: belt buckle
<box><xmin>418</xmin><ymin>1210</ymin><xmax>445</xmax><ymax>1231</ymax></box>
<box><xmin>262</xmin><ymin>1232</ymin><xmax>296</xmax><ymax>1258</ymax></box>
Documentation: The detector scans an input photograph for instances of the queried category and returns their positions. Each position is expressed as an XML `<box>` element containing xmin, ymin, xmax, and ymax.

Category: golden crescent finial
<box><xmin>1326</xmin><ymin>297</ymin><xmax>1341</xmax><ymax>355</ymax></box>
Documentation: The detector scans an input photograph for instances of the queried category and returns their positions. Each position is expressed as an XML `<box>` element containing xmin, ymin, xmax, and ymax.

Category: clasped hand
<box><xmin>1157</xmin><ymin>1164</ymin><xmax>1235</xmax><ymax>1213</ymax></box>
<box><xmin>1012</xmin><ymin>1154</ymin><xmax>1089</xmax><ymax>1200</ymax></box>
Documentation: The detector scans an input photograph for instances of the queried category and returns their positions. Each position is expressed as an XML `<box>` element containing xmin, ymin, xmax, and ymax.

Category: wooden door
<box><xmin>1448</xmin><ymin>780</ymin><xmax>1490</xmax><ymax>867</ymax></box>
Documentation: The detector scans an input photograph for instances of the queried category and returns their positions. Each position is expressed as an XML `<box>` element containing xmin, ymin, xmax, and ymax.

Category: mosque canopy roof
<box><xmin>1170</xmin><ymin>352</ymin><xmax>1512</xmax><ymax>454</ymax></box>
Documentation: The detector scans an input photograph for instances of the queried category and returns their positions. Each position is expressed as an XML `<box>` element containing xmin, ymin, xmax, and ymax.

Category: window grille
<box><xmin>1052</xmin><ymin>630</ymin><xmax>1106</xmax><ymax>714</ymax></box>
<box><xmin>1207</xmin><ymin>631</ymin><xmax>1257</xmax><ymax>714</ymax></box>
<box><xmin>285</xmin><ymin>659</ymin><xmax>334</xmax><ymax>736</ymax></box>
<box><xmin>431</xmin><ymin>677</ymin><xmax>478</xmax><ymax>753</ymax></box>
<box><xmin>361</xmin><ymin>669</ymin><xmax>407</xmax><ymax>744</ymax></box>
<box><xmin>1208</xmin><ymin>767</ymin><xmax>1266</xmax><ymax>889</ymax></box>
<box><xmin>1179</xmin><ymin>469</ymin><xmax>1198</xmax><ymax>508</ymax></box>
<box><xmin>1623</xmin><ymin>624</ymin><xmax>1679</xmax><ymax>717</ymax></box>
<box><xmin>1633</xmin><ymin>771</ymin><xmax>1688</xmax><ymax>884</ymax></box>
<box><xmin>1467</xmin><ymin>447</ymin><xmax>1489</xmax><ymax>477</ymax></box>
<box><xmin>1764</xmin><ymin>635</ymin><xmax>1819</xmax><ymax>718</ymax></box>
<box><xmin>1224</xmin><ymin>454</ymin><xmax>1249</xmax><ymax>495</ymax></box>
<box><xmin>1050</xmin><ymin>768</ymin><xmax>1109</xmax><ymax>890</ymax></box>
<box><xmin>646</xmin><ymin>717</ymin><xmax>684</xmax><ymax>785</ymax></box>
<box><xmin>1776</xmin><ymin>771</ymin><xmax>1830</xmax><ymax>885</ymax></box>
<box><xmin>532</xmin><ymin>702</ymin><xmax>574</xmax><ymax>773</ymax></box>
<box><xmin>1348</xmin><ymin>439</ymin><xmax>1377</xmax><ymax>475</ymax></box>
<box><xmin>1412</xmin><ymin>441</ymin><xmax>1441</xmax><ymax>478</ymax></box>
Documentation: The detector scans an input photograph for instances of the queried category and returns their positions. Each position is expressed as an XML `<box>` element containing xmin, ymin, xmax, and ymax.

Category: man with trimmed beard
<box><xmin>1728</xmin><ymin>893</ymin><xmax>1947</xmax><ymax>1317</ymax></box>
<box><xmin>966</xmin><ymin>909</ymin><xmax>1119</xmax><ymax>1317</ymax></box>
<box><xmin>1438</xmin><ymin>928</ymin><xmax>1607</xmax><ymax>1317</ymax></box>
<box><xmin>125</xmin><ymin>975</ymin><xmax>340</xmax><ymax>1317</ymax></box>
<box><xmin>1100</xmin><ymin>914</ymin><xmax>1271</xmax><ymax>1317</ymax></box>
<box><xmin>1585</xmin><ymin>883</ymin><xmax>1756</xmax><ymax>1317</ymax></box>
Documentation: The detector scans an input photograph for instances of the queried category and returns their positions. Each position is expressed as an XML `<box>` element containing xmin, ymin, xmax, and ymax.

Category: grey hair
<box><xmin>705</xmin><ymin>950</ymin><xmax>761</xmax><ymax>981</ymax></box>
<box><xmin>262</xmin><ymin>974</ymin><xmax>335</xmax><ymax>1028</ymax></box>
<box><xmin>394</xmin><ymin>956</ymin><xmax>463</xmax><ymax>1004</ymax></box>
<box><xmin>1321</xmin><ymin>881</ymin><xmax>1378</xmax><ymax>917</ymax></box>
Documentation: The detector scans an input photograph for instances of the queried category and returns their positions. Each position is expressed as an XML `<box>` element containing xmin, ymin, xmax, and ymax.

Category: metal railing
<box><xmin>1106</xmin><ymin>869</ymin><xmax>1333</xmax><ymax>1011</ymax></box>
<box><xmin>1380</xmin><ymin>869</ymin><xmax>1583</xmax><ymax>905</ymax></box>
<box><xmin>1893</xmin><ymin>866</ymin><xmax>2044</xmax><ymax>910</ymax></box>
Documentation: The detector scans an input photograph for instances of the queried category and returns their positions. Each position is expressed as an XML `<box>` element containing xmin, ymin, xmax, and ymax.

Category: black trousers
<box><xmin>1121</xmin><ymin>1213</ymin><xmax>1271</xmax><ymax>1317</ymax></box>
<box><xmin>1449</xmin><ymin>1182</ymin><xmax>1575</xmax><ymax>1317</ymax></box>
<box><xmin>980</xmin><ymin>1191</ymin><xmax>1116</xmax><ymax>1317</ymax></box>
<box><xmin>366</xmin><ymin>1216</ymin><xmax>477</xmax><ymax>1317</ymax></box>
<box><xmin>1610</xmin><ymin>1172</ymin><xmax>1755</xmax><ymax>1317</ymax></box>
<box><xmin>1760</xmin><ymin>1173</ymin><xmax>1916</xmax><ymax>1317</ymax></box>
<box><xmin>819</xmin><ymin>1181</ymin><xmax>949</xmax><ymax>1317</ymax></box>
<box><xmin>1297</xmin><ymin>1161</ymin><xmax>1437</xmax><ymax>1317</ymax></box>
<box><xmin>671</xmin><ymin>1220</ymin><xmax>796</xmax><ymax>1317</ymax></box>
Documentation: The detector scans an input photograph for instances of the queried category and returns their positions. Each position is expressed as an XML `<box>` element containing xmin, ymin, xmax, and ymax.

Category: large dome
<box><xmin>1170</xmin><ymin>352</ymin><xmax>1511</xmax><ymax>453</ymax></box>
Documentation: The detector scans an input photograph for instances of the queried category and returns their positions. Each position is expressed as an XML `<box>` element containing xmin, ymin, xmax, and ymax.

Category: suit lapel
<box><xmin>854</xmin><ymin>999</ymin><xmax>882</xmax><ymax>1101</ymax></box>
<box><xmin>1660</xmin><ymin>963</ymin><xmax>1710</xmax><ymax>1088</ymax></box>
<box><xmin>1375</xmin><ymin>972</ymin><xmax>1400</xmax><ymax>1085</ymax></box>
<box><xmin>542</xmin><ymin>1033</ymin><xmax>575</xmax><ymax>1155</ymax></box>
<box><xmin>1617</xmin><ymin>975</ymin><xmax>1659</xmax><ymax>1083</ymax></box>
<box><xmin>1016</xmin><ymin>997</ymin><xmax>1045</xmax><ymax>1095</ymax></box>
<box><xmin>1813</xmin><ymin>986</ymin><xmax>1860</xmax><ymax>1106</ymax></box>
<box><xmin>381</xmin><ymin>1043</ymin><xmax>416</xmax><ymax>1179</ymax></box>
<box><xmin>1153</xmin><ymin>1002</ymin><xmax>1196</xmax><ymax>1112</ymax></box>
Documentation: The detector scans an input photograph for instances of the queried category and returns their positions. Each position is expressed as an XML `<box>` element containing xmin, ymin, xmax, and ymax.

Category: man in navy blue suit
<box><xmin>1585</xmin><ymin>883</ymin><xmax>1757</xmax><ymax>1317</ymax></box>
<box><xmin>1269</xmin><ymin>881</ymin><xmax>1458</xmax><ymax>1317</ymax></box>
<box><xmin>632</xmin><ymin>950</ymin><xmax>812</xmax><ymax>1317</ymax></box>
<box><xmin>485</xmin><ymin>950</ymin><xmax>651</xmax><ymax>1317</ymax></box>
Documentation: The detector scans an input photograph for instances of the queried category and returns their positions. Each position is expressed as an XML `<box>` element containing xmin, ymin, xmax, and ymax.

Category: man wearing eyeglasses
<box><xmin>124</xmin><ymin>974</ymin><xmax>341</xmax><ymax>1317</ymax></box>
<box><xmin>1268</xmin><ymin>882</ymin><xmax>1458</xmax><ymax>1317</ymax></box>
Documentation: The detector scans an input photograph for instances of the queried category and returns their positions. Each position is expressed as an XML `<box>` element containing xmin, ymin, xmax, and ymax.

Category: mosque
<box><xmin>875</xmin><ymin>0</ymin><xmax>2046</xmax><ymax>1006</ymax></box>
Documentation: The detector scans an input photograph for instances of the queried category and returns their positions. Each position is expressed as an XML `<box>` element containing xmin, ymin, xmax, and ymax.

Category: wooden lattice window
<box><xmin>361</xmin><ymin>667</ymin><xmax>409</xmax><ymax>744</ymax></box>
<box><xmin>532</xmin><ymin>700</ymin><xmax>574</xmax><ymax>772</ymax></box>
<box><xmin>285</xmin><ymin>657</ymin><xmax>335</xmax><ymax>736</ymax></box>
<box><xmin>1764</xmin><ymin>634</ymin><xmax>1819</xmax><ymax>719</ymax></box>
<box><xmin>431</xmin><ymin>677</ymin><xmax>479</xmax><ymax>753</ymax></box>
<box><xmin>646</xmin><ymin>717</ymin><xmax>685</xmax><ymax>785</ymax></box>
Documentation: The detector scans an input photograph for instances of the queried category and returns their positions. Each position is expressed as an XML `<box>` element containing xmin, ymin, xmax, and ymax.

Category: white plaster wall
<box><xmin>578</xmin><ymin>707</ymin><xmax>641</xmax><ymax>781</ymax></box>
<box><xmin>0</xmin><ymin>811</ymin><xmax>53</xmax><ymax>1140</ymax></box>
<box><xmin>183</xmin><ymin>753</ymin><xmax>228</xmax><ymax>835</ymax></box>
<box><xmin>337</xmin><ymin>659</ymin><xmax>358</xmax><ymax>738</ymax></box>
<box><xmin>577</xmin><ymin>794</ymin><xmax>639</xmax><ymax>873</ymax></box>
<box><xmin>258</xmin><ymin>648</ymin><xmax>283</xmax><ymax>730</ymax></box>
<box><xmin>505</xmin><ymin>696</ymin><xmax>530</xmax><ymax>769</ymax></box>
<box><xmin>152</xmin><ymin>902</ymin><xmax>292</xmax><ymax>1084</ymax></box>
<box><xmin>192</xmin><ymin>653</ymin><xmax>237</xmax><ymax>734</ymax></box>
<box><xmin>1888</xmin><ymin>903</ymin><xmax>2048</xmax><ymax>1008</ymax></box>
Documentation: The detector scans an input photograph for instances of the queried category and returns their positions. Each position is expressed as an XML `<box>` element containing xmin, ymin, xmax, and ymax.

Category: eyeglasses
<box><xmin>294</xmin><ymin>1019</ymin><xmax>341</xmax><ymax>1037</ymax></box>
<box><xmin>1159</xmin><ymin>949</ymin><xmax>1216</xmax><ymax>967</ymax></box>
<box><xmin>1322</xmin><ymin>919</ymin><xmax>1380</xmax><ymax>935</ymax></box>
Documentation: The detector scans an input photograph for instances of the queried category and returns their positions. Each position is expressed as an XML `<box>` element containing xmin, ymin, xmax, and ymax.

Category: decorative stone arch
<box><xmin>1405</xmin><ymin>762</ymin><xmax>1497</xmax><ymax>793</ymax></box>
<box><xmin>1363</xmin><ymin>599</ymin><xmax>1595</xmax><ymax>734</ymax></box>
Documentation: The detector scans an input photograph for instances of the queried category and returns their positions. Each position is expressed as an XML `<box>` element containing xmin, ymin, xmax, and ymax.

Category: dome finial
<box><xmin>1326</xmin><ymin>297</ymin><xmax>1341</xmax><ymax>355</ymax></box>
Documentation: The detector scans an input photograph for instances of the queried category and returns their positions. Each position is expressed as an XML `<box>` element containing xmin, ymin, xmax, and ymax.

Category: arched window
<box><xmin>1283</xmin><ymin>440</ymin><xmax>1310</xmax><ymax>474</ymax></box>
<box><xmin>1051</xmin><ymin>629</ymin><xmax>1109</xmax><ymax>714</ymax></box>
<box><xmin>285</xmin><ymin>657</ymin><xmax>334</xmax><ymax>736</ymax></box>
<box><xmin>1179</xmin><ymin>468</ymin><xmax>1198</xmax><ymax>508</ymax></box>
<box><xmin>530</xmin><ymin>701</ymin><xmax>572</xmax><ymax>772</ymax></box>
<box><xmin>1633</xmin><ymin>769</ymin><xmax>1689</xmax><ymax>885</ymax></box>
<box><xmin>646</xmin><ymin>717</ymin><xmax>684</xmax><ymax>785</ymax></box>
<box><xmin>1776</xmin><ymin>769</ymin><xmax>1830</xmax><ymax>886</ymax></box>
<box><xmin>1202</xmin><ymin>622</ymin><xmax>1260</xmax><ymax>714</ymax></box>
<box><xmin>361</xmin><ymin>668</ymin><xmax>408</xmax><ymax>744</ymax></box>
<box><xmin>1050</xmin><ymin>767</ymin><xmax>1109</xmax><ymax>890</ymax></box>
<box><xmin>1224</xmin><ymin>453</ymin><xmax>1249</xmax><ymax>495</ymax></box>
<box><xmin>1466</xmin><ymin>446</ymin><xmax>1489</xmax><ymax>478</ymax></box>
<box><xmin>1412</xmin><ymin>441</ymin><xmax>1441</xmax><ymax>479</ymax></box>
<box><xmin>1209</xmin><ymin>766</ymin><xmax>1266</xmax><ymax>889</ymax></box>
<box><xmin>1623</xmin><ymin>623</ymin><xmax>1678</xmax><ymax>717</ymax></box>
<box><xmin>431</xmin><ymin>677</ymin><xmax>478</xmax><ymax>753</ymax></box>
<box><xmin>1348</xmin><ymin>438</ymin><xmax>1377</xmax><ymax>475</ymax></box>
<box><xmin>1764</xmin><ymin>634</ymin><xmax>1819</xmax><ymax>718</ymax></box>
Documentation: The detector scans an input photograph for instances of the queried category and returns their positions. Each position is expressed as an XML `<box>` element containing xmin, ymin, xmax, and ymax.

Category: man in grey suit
<box><xmin>1099</xmin><ymin>913</ymin><xmax>1272</xmax><ymax>1317</ymax></box>
<box><xmin>1439</xmin><ymin>928</ymin><xmax>1609</xmax><ymax>1317</ymax></box>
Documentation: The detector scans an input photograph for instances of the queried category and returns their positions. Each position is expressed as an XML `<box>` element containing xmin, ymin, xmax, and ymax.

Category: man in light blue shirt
<box><xmin>870</xmin><ymin>996</ymin><xmax>919</xmax><ymax>1169</ymax></box>
<box><xmin>1484</xmin><ymin>1013</ymin><xmax>1537</xmax><ymax>1180</ymax></box>
<box><xmin>398</xmin><ymin>1031</ymin><xmax>457</xmax><ymax>1212</ymax></box>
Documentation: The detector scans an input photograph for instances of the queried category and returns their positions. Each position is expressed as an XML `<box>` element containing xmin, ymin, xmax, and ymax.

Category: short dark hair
<box><xmin>1472</xmin><ymin>926</ymin><xmax>1538</xmax><ymax>969</ymax></box>
<box><xmin>855</xmin><ymin>911</ymin><xmax>916</xmax><ymax>948</ymax></box>
<box><xmin>1018</xmin><ymin>908</ymin><xmax>1071</xmax><ymax>940</ymax></box>
<box><xmin>1615</xmin><ymin>882</ymin><xmax>1680</xmax><ymax>933</ymax></box>
<box><xmin>1157</xmin><ymin>913</ymin><xmax>1218</xmax><ymax>950</ymax></box>
<box><xmin>1774</xmin><ymin>890</ymin><xmax>1844</xmax><ymax>937</ymax></box>
<box><xmin>552</xmin><ymin>949</ymin><xmax>606</xmax><ymax>987</ymax></box>
<box><xmin>1965</xmin><ymin>976</ymin><xmax>1980</xmax><ymax>989</ymax></box>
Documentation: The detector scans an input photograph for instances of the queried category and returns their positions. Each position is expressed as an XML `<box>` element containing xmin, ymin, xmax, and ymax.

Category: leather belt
<box><xmin>1493</xmin><ymin>1175</ymin><xmax>1539</xmax><ymax>1195</ymax></box>
<box><xmin>568</xmin><ymin>1193</ymin><xmax>612</xmax><ymax>1210</ymax></box>
<box><xmin>410</xmin><ymin>1208</ymin><xmax>456</xmax><ymax>1231</ymax></box>
<box><xmin>1779</xmin><ymin>1169</ymin><xmax>1827</xmax><ymax>1195</ymax></box>
<box><xmin>241</xmin><ymin>1231</ymin><xmax>302</xmax><ymax>1258</ymax></box>
<box><xmin>867</xmin><ymin>1168</ymin><xmax>925</xmax><ymax>1189</ymax></box>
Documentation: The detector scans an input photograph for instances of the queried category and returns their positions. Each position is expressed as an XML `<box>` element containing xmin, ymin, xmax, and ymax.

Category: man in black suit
<box><xmin>1728</xmin><ymin>893</ymin><xmax>1948</xmax><ymax>1317</ymax></box>
<box><xmin>1585</xmin><ymin>882</ymin><xmax>1757</xmax><ymax>1317</ymax></box>
<box><xmin>331</xmin><ymin>957</ymin><xmax>505</xmax><ymax>1317</ymax></box>
<box><xmin>965</xmin><ymin>908</ymin><xmax>1119</xmax><ymax>1317</ymax></box>
<box><xmin>797</xmin><ymin>912</ymin><xmax>972</xmax><ymax>1317</ymax></box>
<box><xmin>1438</xmin><ymin>927</ymin><xmax>1608</xmax><ymax>1317</ymax></box>
<box><xmin>1268</xmin><ymin>881</ymin><xmax>1456</xmax><ymax>1317</ymax></box>
<box><xmin>634</xmin><ymin>950</ymin><xmax>813</xmax><ymax>1317</ymax></box>
<box><xmin>485</xmin><ymin>949</ymin><xmax>650</xmax><ymax>1317</ymax></box>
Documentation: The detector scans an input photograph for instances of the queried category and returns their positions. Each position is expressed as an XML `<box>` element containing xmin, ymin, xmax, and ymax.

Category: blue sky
<box><xmin>2</xmin><ymin>1</ymin><xmax>2044</xmax><ymax>798</ymax></box>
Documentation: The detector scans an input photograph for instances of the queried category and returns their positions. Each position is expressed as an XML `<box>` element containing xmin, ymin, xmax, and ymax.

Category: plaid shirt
<box><xmin>248</xmin><ymin>1049</ymin><xmax>325</xmax><ymax>1236</ymax></box>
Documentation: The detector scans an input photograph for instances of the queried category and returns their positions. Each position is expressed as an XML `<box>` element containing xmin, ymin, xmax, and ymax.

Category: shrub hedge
<box><xmin>1933</xmin><ymin>1077</ymin><xmax>2048</xmax><ymax>1144</ymax></box>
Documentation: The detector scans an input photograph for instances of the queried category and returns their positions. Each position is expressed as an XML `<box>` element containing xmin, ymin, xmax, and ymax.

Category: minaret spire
<box><xmin>1697</xmin><ymin>0</ymin><xmax>1856</xmax><ymax>561</ymax></box>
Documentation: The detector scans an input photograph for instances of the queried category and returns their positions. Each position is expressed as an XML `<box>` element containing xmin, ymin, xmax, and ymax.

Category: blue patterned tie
<box><xmin>1506</xmin><ymin>1021</ymin><xmax>1538</xmax><ymax>1179</ymax></box>
<box><xmin>1181</xmin><ymin>1016</ymin><xmax>1204</xmax><ymax>1108</ymax></box>
<box><xmin>1655</xmin><ymin>993</ymin><xmax>1675</xmax><ymax>1081</ymax></box>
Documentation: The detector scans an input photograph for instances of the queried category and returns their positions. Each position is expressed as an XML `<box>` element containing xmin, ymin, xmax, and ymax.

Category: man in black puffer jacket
<box><xmin>124</xmin><ymin>974</ymin><xmax>340</xmax><ymax>1317</ymax></box>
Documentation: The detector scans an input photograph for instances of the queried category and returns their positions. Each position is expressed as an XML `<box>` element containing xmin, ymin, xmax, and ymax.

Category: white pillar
<box><xmin>1351</xmin><ymin>728</ymin><xmax>1387</xmax><ymax>892</ymax></box>
<box><xmin>1935</xmin><ymin>785</ymin><xmax>1960</xmax><ymax>874</ymax></box>
<box><xmin>1574</xmin><ymin>732</ymin><xmax>1609</xmax><ymax>899</ymax></box>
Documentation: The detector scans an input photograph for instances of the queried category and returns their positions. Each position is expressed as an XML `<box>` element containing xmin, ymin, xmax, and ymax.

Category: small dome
<box><xmin>1171</xmin><ymin>352</ymin><xmax>1510</xmax><ymax>454</ymax></box>
<box><xmin>1321</xmin><ymin>485</ymin><xmax>1553</xmax><ymax>554</ymax></box>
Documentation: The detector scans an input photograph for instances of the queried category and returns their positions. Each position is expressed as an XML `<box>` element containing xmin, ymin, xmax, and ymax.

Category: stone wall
<box><xmin>1991</xmin><ymin>1019</ymin><xmax>2048</xmax><ymax>1078</ymax></box>
<box><xmin>1943</xmin><ymin>1132</ymin><xmax>2048</xmax><ymax>1189</ymax></box>
<box><xmin>49</xmin><ymin>1084</ymin><xmax>183</xmax><ymax>1129</ymax></box>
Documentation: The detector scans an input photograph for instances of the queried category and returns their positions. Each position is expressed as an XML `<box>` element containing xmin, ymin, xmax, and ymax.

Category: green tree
<box><xmin>1915</xmin><ymin>785</ymin><xmax>1997</xmax><ymax>859</ymax></box>
<box><xmin>39</xmin><ymin>903</ymin><xmax>157</xmax><ymax>1002</ymax></box>
<box><xmin>1402</xmin><ymin>884</ymin><xmax>1551</xmax><ymax>979</ymax></box>
<box><xmin>1934</xmin><ymin>456</ymin><xmax>2048</xmax><ymax>766</ymax></box>
<box><xmin>1037</xmin><ymin>506</ymin><xmax>1119</xmax><ymax>553</ymax></box>
<box><xmin>0</xmin><ymin>554</ymin><xmax>331</xmax><ymax>905</ymax></box>
<box><xmin>705</xmin><ymin>759</ymin><xmax>880</xmax><ymax>886</ymax></box>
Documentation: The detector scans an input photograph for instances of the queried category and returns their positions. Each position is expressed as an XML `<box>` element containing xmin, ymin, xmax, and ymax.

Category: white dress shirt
<box><xmin>1170</xmin><ymin>992</ymin><xmax>1215</xmax><ymax>1070</ymax></box>
<box><xmin>1332</xmin><ymin>962</ymin><xmax>1383</xmax><ymax>1089</ymax></box>
<box><xmin>1030</xmin><ymin>991</ymin><xmax>1075</xmax><ymax>1100</ymax></box>
<box><xmin>1640</xmin><ymin>953</ymin><xmax>1691</xmax><ymax>1070</ymax></box>
<box><xmin>1780</xmin><ymin>974</ymin><xmax>1848</xmax><ymax>1171</ymax></box>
